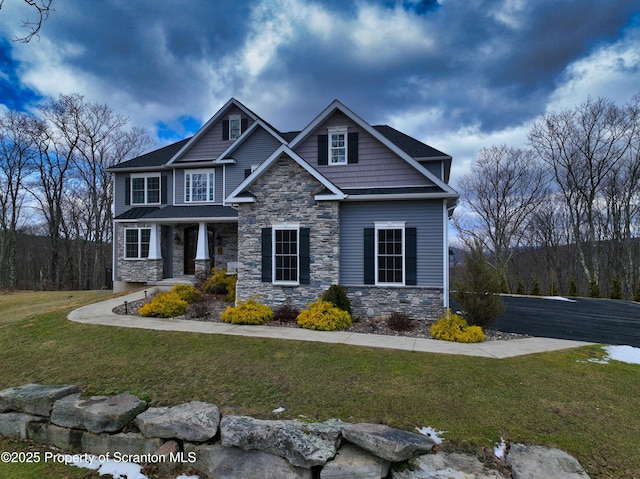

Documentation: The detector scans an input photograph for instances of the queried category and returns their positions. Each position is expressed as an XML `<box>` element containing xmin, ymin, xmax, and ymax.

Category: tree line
<box><xmin>0</xmin><ymin>93</ymin><xmax>152</xmax><ymax>290</ymax></box>
<box><xmin>454</xmin><ymin>93</ymin><xmax>640</xmax><ymax>300</ymax></box>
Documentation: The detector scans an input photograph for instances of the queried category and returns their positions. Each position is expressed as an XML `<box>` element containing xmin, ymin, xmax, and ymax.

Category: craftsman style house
<box><xmin>109</xmin><ymin>99</ymin><xmax>458</xmax><ymax>319</ymax></box>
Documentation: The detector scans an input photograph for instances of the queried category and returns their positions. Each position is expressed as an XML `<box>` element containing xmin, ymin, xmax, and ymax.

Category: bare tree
<box><xmin>529</xmin><ymin>96</ymin><xmax>635</xmax><ymax>291</ymax></box>
<box><xmin>0</xmin><ymin>0</ymin><xmax>54</xmax><ymax>42</ymax></box>
<box><xmin>0</xmin><ymin>110</ymin><xmax>36</xmax><ymax>288</ymax></box>
<box><xmin>453</xmin><ymin>144</ymin><xmax>548</xmax><ymax>290</ymax></box>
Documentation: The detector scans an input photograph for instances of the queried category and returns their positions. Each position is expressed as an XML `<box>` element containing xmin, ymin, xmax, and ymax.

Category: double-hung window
<box><xmin>185</xmin><ymin>170</ymin><xmax>215</xmax><ymax>202</ymax></box>
<box><xmin>131</xmin><ymin>175</ymin><xmax>160</xmax><ymax>205</ymax></box>
<box><xmin>328</xmin><ymin>126</ymin><xmax>347</xmax><ymax>164</ymax></box>
<box><xmin>229</xmin><ymin>115</ymin><xmax>242</xmax><ymax>140</ymax></box>
<box><xmin>375</xmin><ymin>222</ymin><xmax>405</xmax><ymax>285</ymax></box>
<box><xmin>273</xmin><ymin>225</ymin><xmax>299</xmax><ymax>284</ymax></box>
<box><xmin>124</xmin><ymin>228</ymin><xmax>151</xmax><ymax>259</ymax></box>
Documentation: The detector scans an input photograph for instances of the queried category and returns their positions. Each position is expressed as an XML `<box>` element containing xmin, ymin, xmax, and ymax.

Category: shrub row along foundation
<box><xmin>0</xmin><ymin>384</ymin><xmax>591</xmax><ymax>479</ymax></box>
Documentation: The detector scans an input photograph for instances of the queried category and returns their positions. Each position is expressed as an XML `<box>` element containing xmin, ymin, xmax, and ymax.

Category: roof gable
<box><xmin>289</xmin><ymin>100</ymin><xmax>457</xmax><ymax>195</ymax></box>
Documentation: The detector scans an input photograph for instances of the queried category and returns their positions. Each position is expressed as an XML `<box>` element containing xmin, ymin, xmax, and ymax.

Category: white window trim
<box><xmin>229</xmin><ymin>114</ymin><xmax>242</xmax><ymax>140</ymax></box>
<box><xmin>328</xmin><ymin>126</ymin><xmax>348</xmax><ymax>165</ymax></box>
<box><xmin>124</xmin><ymin>227</ymin><xmax>151</xmax><ymax>260</ymax></box>
<box><xmin>130</xmin><ymin>174</ymin><xmax>161</xmax><ymax>205</ymax></box>
<box><xmin>374</xmin><ymin>221</ymin><xmax>406</xmax><ymax>286</ymax></box>
<box><xmin>272</xmin><ymin>223</ymin><xmax>300</xmax><ymax>286</ymax></box>
<box><xmin>185</xmin><ymin>169</ymin><xmax>216</xmax><ymax>203</ymax></box>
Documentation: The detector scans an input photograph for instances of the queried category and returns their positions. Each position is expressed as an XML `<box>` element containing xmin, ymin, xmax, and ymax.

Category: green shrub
<box><xmin>568</xmin><ymin>277</ymin><xmax>579</xmax><ymax>297</ymax></box>
<box><xmin>220</xmin><ymin>298</ymin><xmax>274</xmax><ymax>325</ymax></box>
<box><xmin>297</xmin><ymin>300</ymin><xmax>352</xmax><ymax>331</ymax></box>
<box><xmin>321</xmin><ymin>285</ymin><xmax>351</xmax><ymax>315</ymax></box>
<box><xmin>609</xmin><ymin>277</ymin><xmax>622</xmax><ymax>300</ymax></box>
<box><xmin>452</xmin><ymin>243</ymin><xmax>504</xmax><ymax>328</ymax></box>
<box><xmin>139</xmin><ymin>291</ymin><xmax>188</xmax><ymax>318</ymax></box>
<box><xmin>172</xmin><ymin>283</ymin><xmax>201</xmax><ymax>303</ymax></box>
<box><xmin>430</xmin><ymin>311</ymin><xmax>485</xmax><ymax>343</ymax></box>
<box><xmin>529</xmin><ymin>277</ymin><xmax>541</xmax><ymax>296</ymax></box>
<box><xmin>588</xmin><ymin>279</ymin><xmax>600</xmax><ymax>298</ymax></box>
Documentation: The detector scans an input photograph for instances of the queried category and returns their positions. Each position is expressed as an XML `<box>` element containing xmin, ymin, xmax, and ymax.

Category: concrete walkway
<box><xmin>68</xmin><ymin>289</ymin><xmax>596</xmax><ymax>359</ymax></box>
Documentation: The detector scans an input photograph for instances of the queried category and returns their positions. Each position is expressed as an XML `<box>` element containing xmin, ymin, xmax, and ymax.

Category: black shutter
<box><xmin>222</xmin><ymin>120</ymin><xmax>230</xmax><ymax>140</ymax></box>
<box><xmin>244</xmin><ymin>168</ymin><xmax>252</xmax><ymax>179</ymax></box>
<box><xmin>241</xmin><ymin>118</ymin><xmax>248</xmax><ymax>134</ymax></box>
<box><xmin>161</xmin><ymin>175</ymin><xmax>168</xmax><ymax>204</ymax></box>
<box><xmin>317</xmin><ymin>134</ymin><xmax>328</xmax><ymax>166</ymax></box>
<box><xmin>261</xmin><ymin>228</ymin><xmax>272</xmax><ymax>282</ymax></box>
<box><xmin>348</xmin><ymin>132</ymin><xmax>359</xmax><ymax>164</ymax></box>
<box><xmin>124</xmin><ymin>175</ymin><xmax>131</xmax><ymax>205</ymax></box>
<box><xmin>299</xmin><ymin>228</ymin><xmax>310</xmax><ymax>284</ymax></box>
<box><xmin>364</xmin><ymin>228</ymin><xmax>375</xmax><ymax>284</ymax></box>
<box><xmin>405</xmin><ymin>228</ymin><xmax>417</xmax><ymax>285</ymax></box>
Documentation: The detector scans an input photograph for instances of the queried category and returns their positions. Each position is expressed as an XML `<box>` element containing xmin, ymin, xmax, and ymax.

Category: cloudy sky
<box><xmin>1</xmin><ymin>0</ymin><xmax>639</xmax><ymax>185</ymax></box>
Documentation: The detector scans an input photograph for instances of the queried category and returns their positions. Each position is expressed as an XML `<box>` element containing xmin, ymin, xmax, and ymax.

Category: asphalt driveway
<box><xmin>484</xmin><ymin>296</ymin><xmax>640</xmax><ymax>347</ymax></box>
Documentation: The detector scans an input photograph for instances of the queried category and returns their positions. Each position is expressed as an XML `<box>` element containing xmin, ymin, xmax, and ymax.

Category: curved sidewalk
<box><xmin>68</xmin><ymin>289</ymin><xmax>596</xmax><ymax>359</ymax></box>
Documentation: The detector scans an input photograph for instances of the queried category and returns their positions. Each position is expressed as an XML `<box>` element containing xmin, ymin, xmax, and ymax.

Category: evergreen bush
<box><xmin>297</xmin><ymin>300</ymin><xmax>352</xmax><ymax>331</ymax></box>
<box><xmin>221</xmin><ymin>298</ymin><xmax>274</xmax><ymax>325</ymax></box>
<box><xmin>609</xmin><ymin>277</ymin><xmax>622</xmax><ymax>300</ymax></box>
<box><xmin>321</xmin><ymin>285</ymin><xmax>351</xmax><ymax>315</ymax></box>
<box><xmin>139</xmin><ymin>292</ymin><xmax>188</xmax><ymax>318</ymax></box>
<box><xmin>430</xmin><ymin>311</ymin><xmax>485</xmax><ymax>343</ymax></box>
<box><xmin>452</xmin><ymin>242</ymin><xmax>504</xmax><ymax>328</ymax></box>
<box><xmin>172</xmin><ymin>283</ymin><xmax>201</xmax><ymax>303</ymax></box>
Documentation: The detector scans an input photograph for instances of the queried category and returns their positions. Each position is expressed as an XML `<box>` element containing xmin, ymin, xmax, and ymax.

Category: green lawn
<box><xmin>0</xmin><ymin>291</ymin><xmax>638</xmax><ymax>478</ymax></box>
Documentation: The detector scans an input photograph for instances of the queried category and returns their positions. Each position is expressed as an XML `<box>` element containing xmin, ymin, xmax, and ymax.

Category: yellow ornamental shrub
<box><xmin>430</xmin><ymin>311</ymin><xmax>485</xmax><ymax>343</ymax></box>
<box><xmin>172</xmin><ymin>283</ymin><xmax>201</xmax><ymax>303</ymax></box>
<box><xmin>139</xmin><ymin>292</ymin><xmax>188</xmax><ymax>318</ymax></box>
<box><xmin>220</xmin><ymin>298</ymin><xmax>274</xmax><ymax>325</ymax></box>
<box><xmin>297</xmin><ymin>300</ymin><xmax>352</xmax><ymax>331</ymax></box>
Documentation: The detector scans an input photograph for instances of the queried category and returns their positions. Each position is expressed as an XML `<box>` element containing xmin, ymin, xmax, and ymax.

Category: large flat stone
<box><xmin>342</xmin><ymin>423</ymin><xmax>435</xmax><ymax>462</ymax></box>
<box><xmin>81</xmin><ymin>431</ymin><xmax>163</xmax><ymax>457</ymax></box>
<box><xmin>186</xmin><ymin>443</ymin><xmax>313</xmax><ymax>479</ymax></box>
<box><xmin>135</xmin><ymin>401</ymin><xmax>220</xmax><ymax>442</ymax></box>
<box><xmin>393</xmin><ymin>452</ymin><xmax>510</xmax><ymax>478</ymax></box>
<box><xmin>321</xmin><ymin>443</ymin><xmax>391</xmax><ymax>479</ymax></box>
<box><xmin>508</xmin><ymin>444</ymin><xmax>590</xmax><ymax>479</ymax></box>
<box><xmin>50</xmin><ymin>392</ymin><xmax>147</xmax><ymax>433</ymax></box>
<box><xmin>221</xmin><ymin>416</ymin><xmax>346</xmax><ymax>468</ymax></box>
<box><xmin>0</xmin><ymin>384</ymin><xmax>78</xmax><ymax>417</ymax></box>
<box><xmin>0</xmin><ymin>412</ymin><xmax>47</xmax><ymax>439</ymax></box>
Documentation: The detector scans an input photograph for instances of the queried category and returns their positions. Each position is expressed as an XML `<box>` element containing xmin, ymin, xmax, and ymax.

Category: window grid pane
<box><xmin>330</xmin><ymin>133</ymin><xmax>346</xmax><ymax>163</ymax></box>
<box><xmin>377</xmin><ymin>228</ymin><xmax>403</xmax><ymax>283</ymax></box>
<box><xmin>274</xmin><ymin>229</ymin><xmax>298</xmax><ymax>282</ymax></box>
<box><xmin>147</xmin><ymin>177</ymin><xmax>160</xmax><ymax>203</ymax></box>
<box><xmin>131</xmin><ymin>178</ymin><xmax>145</xmax><ymax>204</ymax></box>
<box><xmin>125</xmin><ymin>229</ymin><xmax>139</xmax><ymax>258</ymax></box>
<box><xmin>186</xmin><ymin>172</ymin><xmax>214</xmax><ymax>202</ymax></box>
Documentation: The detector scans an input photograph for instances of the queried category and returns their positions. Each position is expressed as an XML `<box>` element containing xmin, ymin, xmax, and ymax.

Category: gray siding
<box><xmin>177</xmin><ymin>106</ymin><xmax>254</xmax><ymax>162</ymax></box>
<box><xmin>113</xmin><ymin>171</ymin><xmax>173</xmax><ymax>217</ymax></box>
<box><xmin>339</xmin><ymin>200</ymin><xmax>445</xmax><ymax>287</ymax></box>
<box><xmin>423</xmin><ymin>160</ymin><xmax>443</xmax><ymax>180</ymax></box>
<box><xmin>224</xmin><ymin>127</ymin><xmax>283</xmax><ymax>198</ymax></box>
<box><xmin>294</xmin><ymin>111</ymin><xmax>433</xmax><ymax>188</ymax></box>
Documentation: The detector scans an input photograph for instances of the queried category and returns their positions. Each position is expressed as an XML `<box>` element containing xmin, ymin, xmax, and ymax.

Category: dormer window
<box><xmin>229</xmin><ymin>115</ymin><xmax>241</xmax><ymax>140</ymax></box>
<box><xmin>328</xmin><ymin>126</ymin><xmax>347</xmax><ymax>164</ymax></box>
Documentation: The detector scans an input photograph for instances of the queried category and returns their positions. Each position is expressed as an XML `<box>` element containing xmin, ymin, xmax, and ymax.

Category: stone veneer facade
<box><xmin>234</xmin><ymin>155</ymin><xmax>446</xmax><ymax>321</ymax></box>
<box><xmin>235</xmin><ymin>155</ymin><xmax>340</xmax><ymax>310</ymax></box>
<box><xmin>117</xmin><ymin>222</ymin><xmax>163</xmax><ymax>284</ymax></box>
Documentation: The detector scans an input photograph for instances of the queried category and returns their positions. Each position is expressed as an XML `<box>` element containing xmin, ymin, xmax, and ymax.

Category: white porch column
<box><xmin>147</xmin><ymin>224</ymin><xmax>162</xmax><ymax>260</ymax></box>
<box><xmin>195</xmin><ymin>221</ymin><xmax>209</xmax><ymax>260</ymax></box>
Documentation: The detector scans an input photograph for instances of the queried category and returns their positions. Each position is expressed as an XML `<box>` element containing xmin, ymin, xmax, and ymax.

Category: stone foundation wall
<box><xmin>0</xmin><ymin>383</ymin><xmax>591</xmax><ymax>479</ymax></box>
<box><xmin>346</xmin><ymin>286</ymin><xmax>445</xmax><ymax>320</ymax></box>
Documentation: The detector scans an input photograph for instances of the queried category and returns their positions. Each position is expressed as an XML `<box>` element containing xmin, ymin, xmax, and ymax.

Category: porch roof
<box><xmin>142</xmin><ymin>205</ymin><xmax>238</xmax><ymax>222</ymax></box>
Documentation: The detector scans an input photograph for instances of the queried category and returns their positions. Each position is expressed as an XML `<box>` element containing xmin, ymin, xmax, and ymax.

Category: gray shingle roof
<box><xmin>373</xmin><ymin>125</ymin><xmax>449</xmax><ymax>159</ymax></box>
<box><xmin>109</xmin><ymin>138</ymin><xmax>191</xmax><ymax>170</ymax></box>
<box><xmin>143</xmin><ymin>205</ymin><xmax>238</xmax><ymax>220</ymax></box>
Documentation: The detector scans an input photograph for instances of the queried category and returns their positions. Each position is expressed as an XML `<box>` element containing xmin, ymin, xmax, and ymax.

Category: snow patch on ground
<box><xmin>580</xmin><ymin>345</ymin><xmax>640</xmax><ymax>365</ymax></box>
<box><xmin>541</xmin><ymin>296</ymin><xmax>577</xmax><ymax>302</ymax></box>
<box><xmin>415</xmin><ymin>426</ymin><xmax>446</xmax><ymax>444</ymax></box>
<box><xmin>494</xmin><ymin>437</ymin><xmax>507</xmax><ymax>460</ymax></box>
<box><xmin>71</xmin><ymin>455</ymin><xmax>198</xmax><ymax>479</ymax></box>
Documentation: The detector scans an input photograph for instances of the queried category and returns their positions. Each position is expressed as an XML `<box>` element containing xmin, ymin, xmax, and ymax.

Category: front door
<box><xmin>184</xmin><ymin>225</ymin><xmax>216</xmax><ymax>275</ymax></box>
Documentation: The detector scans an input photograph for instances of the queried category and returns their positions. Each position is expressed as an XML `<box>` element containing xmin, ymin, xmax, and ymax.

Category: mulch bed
<box><xmin>112</xmin><ymin>296</ymin><xmax>528</xmax><ymax>342</ymax></box>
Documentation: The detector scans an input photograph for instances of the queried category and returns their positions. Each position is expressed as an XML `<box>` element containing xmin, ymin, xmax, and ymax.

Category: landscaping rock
<box><xmin>220</xmin><ymin>416</ymin><xmax>346</xmax><ymax>468</ymax></box>
<box><xmin>321</xmin><ymin>443</ymin><xmax>391</xmax><ymax>479</ymax></box>
<box><xmin>508</xmin><ymin>444</ymin><xmax>591</xmax><ymax>479</ymax></box>
<box><xmin>80</xmin><ymin>431</ymin><xmax>163</xmax><ymax>457</ymax></box>
<box><xmin>135</xmin><ymin>401</ymin><xmax>220</xmax><ymax>442</ymax></box>
<box><xmin>50</xmin><ymin>392</ymin><xmax>147</xmax><ymax>433</ymax></box>
<box><xmin>27</xmin><ymin>422</ymin><xmax>83</xmax><ymax>450</ymax></box>
<box><xmin>0</xmin><ymin>384</ymin><xmax>78</xmax><ymax>417</ymax></box>
<box><xmin>392</xmin><ymin>452</ymin><xmax>509</xmax><ymax>478</ymax></box>
<box><xmin>185</xmin><ymin>443</ymin><xmax>313</xmax><ymax>479</ymax></box>
<box><xmin>0</xmin><ymin>412</ymin><xmax>46</xmax><ymax>439</ymax></box>
<box><xmin>342</xmin><ymin>423</ymin><xmax>435</xmax><ymax>462</ymax></box>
